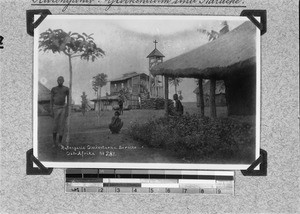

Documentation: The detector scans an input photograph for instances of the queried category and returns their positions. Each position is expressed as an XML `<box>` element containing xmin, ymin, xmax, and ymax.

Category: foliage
<box><xmin>140</xmin><ymin>80</ymin><xmax>149</xmax><ymax>93</ymax></box>
<box><xmin>118</xmin><ymin>87</ymin><xmax>131</xmax><ymax>101</ymax></box>
<box><xmin>92</xmin><ymin>73</ymin><xmax>108</xmax><ymax>93</ymax></box>
<box><xmin>39</xmin><ymin>28</ymin><xmax>105</xmax><ymax>143</ymax></box>
<box><xmin>169</xmin><ymin>77</ymin><xmax>182</xmax><ymax>94</ymax></box>
<box><xmin>127</xmin><ymin>113</ymin><xmax>255</xmax><ymax>162</ymax></box>
<box><xmin>169</xmin><ymin>77</ymin><xmax>182</xmax><ymax>86</ymax></box>
<box><xmin>93</xmin><ymin>73</ymin><xmax>107</xmax><ymax>121</ymax></box>
<box><xmin>39</xmin><ymin>29</ymin><xmax>105</xmax><ymax>60</ymax></box>
<box><xmin>197</xmin><ymin>29</ymin><xmax>219</xmax><ymax>41</ymax></box>
<box><xmin>195</xmin><ymin>79</ymin><xmax>207</xmax><ymax>85</ymax></box>
<box><xmin>197</xmin><ymin>21</ymin><xmax>229</xmax><ymax>41</ymax></box>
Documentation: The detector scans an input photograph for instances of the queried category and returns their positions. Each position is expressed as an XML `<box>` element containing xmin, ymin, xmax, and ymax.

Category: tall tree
<box><xmin>92</xmin><ymin>73</ymin><xmax>107</xmax><ymax>125</ymax></box>
<box><xmin>39</xmin><ymin>29</ymin><xmax>105</xmax><ymax>144</ymax></box>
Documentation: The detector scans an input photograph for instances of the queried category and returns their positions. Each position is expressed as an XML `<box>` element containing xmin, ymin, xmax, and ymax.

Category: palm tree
<box><xmin>39</xmin><ymin>29</ymin><xmax>105</xmax><ymax>144</ymax></box>
<box><xmin>169</xmin><ymin>77</ymin><xmax>182</xmax><ymax>94</ymax></box>
<box><xmin>92</xmin><ymin>73</ymin><xmax>107</xmax><ymax>125</ymax></box>
<box><xmin>197</xmin><ymin>21</ymin><xmax>229</xmax><ymax>41</ymax></box>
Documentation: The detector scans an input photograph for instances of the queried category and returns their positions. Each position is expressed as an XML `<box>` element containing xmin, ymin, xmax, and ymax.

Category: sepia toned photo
<box><xmin>33</xmin><ymin>15</ymin><xmax>260</xmax><ymax>169</ymax></box>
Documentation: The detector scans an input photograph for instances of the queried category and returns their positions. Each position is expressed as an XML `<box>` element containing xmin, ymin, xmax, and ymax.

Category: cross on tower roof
<box><xmin>153</xmin><ymin>40</ymin><xmax>158</xmax><ymax>49</ymax></box>
<box><xmin>146</xmin><ymin>40</ymin><xmax>165</xmax><ymax>58</ymax></box>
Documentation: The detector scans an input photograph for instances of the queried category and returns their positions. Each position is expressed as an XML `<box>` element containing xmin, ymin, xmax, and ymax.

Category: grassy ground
<box><xmin>38</xmin><ymin>108</ymin><xmax>180</xmax><ymax>163</ymax></box>
<box><xmin>37</xmin><ymin>102</ymin><xmax>256</xmax><ymax>164</ymax></box>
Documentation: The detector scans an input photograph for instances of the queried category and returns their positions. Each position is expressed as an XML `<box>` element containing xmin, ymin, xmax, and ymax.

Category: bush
<box><xmin>127</xmin><ymin>113</ymin><xmax>255</xmax><ymax>162</ymax></box>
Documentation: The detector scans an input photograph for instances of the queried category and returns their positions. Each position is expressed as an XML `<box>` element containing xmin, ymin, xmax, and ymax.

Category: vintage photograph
<box><xmin>33</xmin><ymin>15</ymin><xmax>260</xmax><ymax>169</ymax></box>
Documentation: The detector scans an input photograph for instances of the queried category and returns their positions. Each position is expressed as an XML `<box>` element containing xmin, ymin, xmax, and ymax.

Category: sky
<box><xmin>35</xmin><ymin>15</ymin><xmax>247</xmax><ymax>104</ymax></box>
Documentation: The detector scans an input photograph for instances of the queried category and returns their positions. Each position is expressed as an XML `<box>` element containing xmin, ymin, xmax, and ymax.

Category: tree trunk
<box><xmin>198</xmin><ymin>78</ymin><xmax>205</xmax><ymax>117</ymax></box>
<box><xmin>96</xmin><ymin>90</ymin><xmax>99</xmax><ymax>111</ymax></box>
<box><xmin>97</xmin><ymin>87</ymin><xmax>101</xmax><ymax>126</ymax></box>
<box><xmin>66</xmin><ymin>56</ymin><xmax>72</xmax><ymax>145</ymax></box>
<box><xmin>210</xmin><ymin>79</ymin><xmax>217</xmax><ymax>118</ymax></box>
<box><xmin>164</xmin><ymin>76</ymin><xmax>169</xmax><ymax>117</ymax></box>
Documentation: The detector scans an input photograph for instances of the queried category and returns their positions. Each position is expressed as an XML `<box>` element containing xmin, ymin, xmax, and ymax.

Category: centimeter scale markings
<box><xmin>65</xmin><ymin>169</ymin><xmax>234</xmax><ymax>194</ymax></box>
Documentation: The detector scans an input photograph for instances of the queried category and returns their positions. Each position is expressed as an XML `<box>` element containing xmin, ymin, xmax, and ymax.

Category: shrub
<box><xmin>127</xmin><ymin>114</ymin><xmax>255</xmax><ymax>162</ymax></box>
<box><xmin>127</xmin><ymin>120</ymin><xmax>154</xmax><ymax>145</ymax></box>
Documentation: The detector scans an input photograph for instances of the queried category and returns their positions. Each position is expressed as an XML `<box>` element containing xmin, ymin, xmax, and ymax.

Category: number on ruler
<box><xmin>166</xmin><ymin>188</ymin><xmax>170</xmax><ymax>193</ymax></box>
<box><xmin>217</xmin><ymin>189</ymin><xmax>221</xmax><ymax>194</ymax></box>
<box><xmin>71</xmin><ymin>188</ymin><xmax>80</xmax><ymax>192</ymax></box>
<box><xmin>150</xmin><ymin>188</ymin><xmax>154</xmax><ymax>193</ymax></box>
<box><xmin>133</xmin><ymin>188</ymin><xmax>137</xmax><ymax>193</ymax></box>
<box><xmin>82</xmin><ymin>187</ymin><xmax>86</xmax><ymax>192</ymax></box>
<box><xmin>116</xmin><ymin>188</ymin><xmax>120</xmax><ymax>193</ymax></box>
<box><xmin>99</xmin><ymin>188</ymin><xmax>104</xmax><ymax>192</ymax></box>
<box><xmin>200</xmin><ymin>189</ymin><xmax>204</xmax><ymax>193</ymax></box>
<box><xmin>0</xmin><ymin>36</ymin><xmax>3</xmax><ymax>49</ymax></box>
<box><xmin>183</xmin><ymin>188</ymin><xmax>187</xmax><ymax>193</ymax></box>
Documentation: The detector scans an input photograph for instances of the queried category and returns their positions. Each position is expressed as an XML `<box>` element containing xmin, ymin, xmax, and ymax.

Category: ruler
<box><xmin>65</xmin><ymin>169</ymin><xmax>234</xmax><ymax>194</ymax></box>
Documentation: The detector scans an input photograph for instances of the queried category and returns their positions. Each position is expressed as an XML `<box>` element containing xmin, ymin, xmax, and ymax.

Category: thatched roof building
<box><xmin>151</xmin><ymin>21</ymin><xmax>256</xmax><ymax>80</ymax></box>
<box><xmin>38</xmin><ymin>82</ymin><xmax>51</xmax><ymax>103</ymax></box>
<box><xmin>38</xmin><ymin>82</ymin><xmax>51</xmax><ymax>116</ymax></box>
<box><xmin>151</xmin><ymin>21</ymin><xmax>258</xmax><ymax>116</ymax></box>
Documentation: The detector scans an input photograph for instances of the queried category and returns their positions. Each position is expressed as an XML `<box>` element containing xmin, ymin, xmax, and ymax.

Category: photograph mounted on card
<box><xmin>33</xmin><ymin>15</ymin><xmax>260</xmax><ymax>169</ymax></box>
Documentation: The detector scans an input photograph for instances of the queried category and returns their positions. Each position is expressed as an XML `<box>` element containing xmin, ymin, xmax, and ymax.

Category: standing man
<box><xmin>81</xmin><ymin>92</ymin><xmax>87</xmax><ymax>116</ymax></box>
<box><xmin>50</xmin><ymin>76</ymin><xmax>69</xmax><ymax>148</ymax></box>
<box><xmin>118</xmin><ymin>97</ymin><xmax>124</xmax><ymax>115</ymax></box>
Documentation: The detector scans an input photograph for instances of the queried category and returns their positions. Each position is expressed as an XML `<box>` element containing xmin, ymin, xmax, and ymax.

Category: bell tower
<box><xmin>146</xmin><ymin>40</ymin><xmax>165</xmax><ymax>98</ymax></box>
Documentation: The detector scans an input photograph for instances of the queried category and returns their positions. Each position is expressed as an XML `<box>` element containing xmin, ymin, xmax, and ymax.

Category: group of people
<box><xmin>49</xmin><ymin>76</ymin><xmax>183</xmax><ymax>148</ymax></box>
